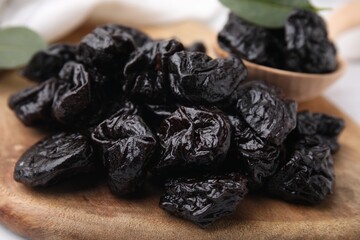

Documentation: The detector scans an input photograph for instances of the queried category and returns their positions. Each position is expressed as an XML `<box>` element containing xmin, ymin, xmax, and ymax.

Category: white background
<box><xmin>0</xmin><ymin>0</ymin><xmax>359</xmax><ymax>239</ymax></box>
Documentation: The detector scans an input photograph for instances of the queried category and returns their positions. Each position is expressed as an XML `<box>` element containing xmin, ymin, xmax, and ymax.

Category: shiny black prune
<box><xmin>52</xmin><ymin>61</ymin><xmax>97</xmax><ymax>125</ymax></box>
<box><xmin>267</xmin><ymin>144</ymin><xmax>334</xmax><ymax>204</ymax></box>
<box><xmin>8</xmin><ymin>78</ymin><xmax>59</xmax><ymax>126</ymax></box>
<box><xmin>141</xmin><ymin>103</ymin><xmax>178</xmax><ymax>130</ymax></box>
<box><xmin>114</xmin><ymin>25</ymin><xmax>151</xmax><ymax>47</ymax></box>
<box><xmin>77</xmin><ymin>24</ymin><xmax>144</xmax><ymax>73</ymax></box>
<box><xmin>218</xmin><ymin>13</ymin><xmax>285</xmax><ymax>68</ymax></box>
<box><xmin>235</xmin><ymin>81</ymin><xmax>297</xmax><ymax>146</ymax></box>
<box><xmin>124</xmin><ymin>39</ymin><xmax>184</xmax><ymax>104</ymax></box>
<box><xmin>143</xmin><ymin>104</ymin><xmax>176</xmax><ymax>119</ymax></box>
<box><xmin>297</xmin><ymin>111</ymin><xmax>345</xmax><ymax>137</ymax></box>
<box><xmin>289</xmin><ymin>111</ymin><xmax>345</xmax><ymax>153</ymax></box>
<box><xmin>168</xmin><ymin>51</ymin><xmax>247</xmax><ymax>107</ymax></box>
<box><xmin>22</xmin><ymin>44</ymin><xmax>76</xmax><ymax>82</ymax></box>
<box><xmin>110</xmin><ymin>98</ymin><xmax>141</xmax><ymax>116</ymax></box>
<box><xmin>91</xmin><ymin>113</ymin><xmax>157</xmax><ymax>196</ymax></box>
<box><xmin>227</xmin><ymin>115</ymin><xmax>280</xmax><ymax>187</ymax></box>
<box><xmin>14</xmin><ymin>132</ymin><xmax>95</xmax><ymax>187</ymax></box>
<box><xmin>90</xmin><ymin>98</ymin><xmax>142</xmax><ymax>132</ymax></box>
<box><xmin>186</xmin><ymin>42</ymin><xmax>206</xmax><ymax>53</ymax></box>
<box><xmin>153</xmin><ymin>106</ymin><xmax>231</xmax><ymax>177</ymax></box>
<box><xmin>160</xmin><ymin>173</ymin><xmax>248</xmax><ymax>228</ymax></box>
<box><xmin>285</xmin><ymin>10</ymin><xmax>337</xmax><ymax>73</ymax></box>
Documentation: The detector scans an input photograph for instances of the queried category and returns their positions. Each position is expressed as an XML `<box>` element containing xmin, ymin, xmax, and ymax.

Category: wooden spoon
<box><xmin>214</xmin><ymin>1</ymin><xmax>360</xmax><ymax>102</ymax></box>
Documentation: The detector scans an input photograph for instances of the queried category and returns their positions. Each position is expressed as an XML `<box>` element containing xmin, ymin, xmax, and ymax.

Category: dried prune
<box><xmin>160</xmin><ymin>173</ymin><xmax>248</xmax><ymax>228</ymax></box>
<box><xmin>114</xmin><ymin>25</ymin><xmax>151</xmax><ymax>47</ymax></box>
<box><xmin>143</xmin><ymin>104</ymin><xmax>176</xmax><ymax>120</ymax></box>
<box><xmin>226</xmin><ymin>115</ymin><xmax>280</xmax><ymax>187</ymax></box>
<box><xmin>89</xmin><ymin>98</ymin><xmax>142</xmax><ymax>133</ymax></box>
<box><xmin>14</xmin><ymin>132</ymin><xmax>95</xmax><ymax>187</ymax></box>
<box><xmin>77</xmin><ymin>24</ymin><xmax>141</xmax><ymax>73</ymax></box>
<box><xmin>186</xmin><ymin>42</ymin><xmax>206</xmax><ymax>53</ymax></box>
<box><xmin>235</xmin><ymin>81</ymin><xmax>297</xmax><ymax>146</ymax></box>
<box><xmin>267</xmin><ymin>143</ymin><xmax>334</xmax><ymax>204</ymax></box>
<box><xmin>52</xmin><ymin>61</ymin><xmax>97</xmax><ymax>125</ymax></box>
<box><xmin>124</xmin><ymin>39</ymin><xmax>184</xmax><ymax>104</ymax></box>
<box><xmin>288</xmin><ymin>111</ymin><xmax>345</xmax><ymax>153</ymax></box>
<box><xmin>22</xmin><ymin>44</ymin><xmax>76</xmax><ymax>82</ymax></box>
<box><xmin>285</xmin><ymin>10</ymin><xmax>337</xmax><ymax>73</ymax></box>
<box><xmin>91</xmin><ymin>113</ymin><xmax>156</xmax><ymax>196</ymax></box>
<box><xmin>8</xmin><ymin>78</ymin><xmax>59</xmax><ymax>126</ymax></box>
<box><xmin>168</xmin><ymin>51</ymin><xmax>247</xmax><ymax>107</ymax></box>
<box><xmin>110</xmin><ymin>98</ymin><xmax>141</xmax><ymax>116</ymax></box>
<box><xmin>218</xmin><ymin>13</ymin><xmax>285</xmax><ymax>68</ymax></box>
<box><xmin>153</xmin><ymin>106</ymin><xmax>231</xmax><ymax>177</ymax></box>
<box><xmin>141</xmin><ymin>103</ymin><xmax>178</xmax><ymax>130</ymax></box>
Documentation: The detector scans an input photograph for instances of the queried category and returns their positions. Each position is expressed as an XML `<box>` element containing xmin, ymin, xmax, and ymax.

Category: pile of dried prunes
<box><xmin>218</xmin><ymin>9</ymin><xmax>337</xmax><ymax>73</ymax></box>
<box><xmin>9</xmin><ymin>23</ymin><xmax>344</xmax><ymax>228</ymax></box>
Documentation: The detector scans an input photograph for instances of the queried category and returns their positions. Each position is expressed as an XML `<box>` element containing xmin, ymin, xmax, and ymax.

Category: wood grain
<box><xmin>0</xmin><ymin>22</ymin><xmax>360</xmax><ymax>240</ymax></box>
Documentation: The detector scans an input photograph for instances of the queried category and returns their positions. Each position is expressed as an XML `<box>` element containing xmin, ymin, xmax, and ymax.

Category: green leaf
<box><xmin>0</xmin><ymin>27</ymin><xmax>46</xmax><ymax>69</ymax></box>
<box><xmin>220</xmin><ymin>0</ymin><xmax>319</xmax><ymax>28</ymax></box>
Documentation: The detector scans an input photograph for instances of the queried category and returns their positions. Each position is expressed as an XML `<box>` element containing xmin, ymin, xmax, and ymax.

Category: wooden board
<box><xmin>1</xmin><ymin>22</ymin><xmax>360</xmax><ymax>240</ymax></box>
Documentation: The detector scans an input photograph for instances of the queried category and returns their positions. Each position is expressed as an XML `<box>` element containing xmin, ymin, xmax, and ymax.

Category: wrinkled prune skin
<box><xmin>168</xmin><ymin>51</ymin><xmax>247</xmax><ymax>107</ymax></box>
<box><xmin>52</xmin><ymin>61</ymin><xmax>97</xmax><ymax>125</ymax></box>
<box><xmin>143</xmin><ymin>104</ymin><xmax>176</xmax><ymax>120</ymax></box>
<box><xmin>115</xmin><ymin>25</ymin><xmax>151</xmax><ymax>47</ymax></box>
<box><xmin>186</xmin><ymin>42</ymin><xmax>207</xmax><ymax>53</ymax></box>
<box><xmin>288</xmin><ymin>111</ymin><xmax>345</xmax><ymax>153</ymax></box>
<box><xmin>84</xmin><ymin>98</ymin><xmax>142</xmax><ymax>137</ymax></box>
<box><xmin>227</xmin><ymin>115</ymin><xmax>280</xmax><ymax>187</ymax></box>
<box><xmin>153</xmin><ymin>106</ymin><xmax>231</xmax><ymax>177</ymax></box>
<box><xmin>267</xmin><ymin>144</ymin><xmax>334</xmax><ymax>204</ymax></box>
<box><xmin>22</xmin><ymin>44</ymin><xmax>76</xmax><ymax>83</ymax></box>
<box><xmin>160</xmin><ymin>173</ymin><xmax>248</xmax><ymax>228</ymax></box>
<box><xmin>124</xmin><ymin>39</ymin><xmax>184</xmax><ymax>104</ymax></box>
<box><xmin>8</xmin><ymin>78</ymin><xmax>59</xmax><ymax>126</ymax></box>
<box><xmin>91</xmin><ymin>113</ymin><xmax>157</xmax><ymax>196</ymax></box>
<box><xmin>110</xmin><ymin>98</ymin><xmax>141</xmax><ymax>116</ymax></box>
<box><xmin>102</xmin><ymin>98</ymin><xmax>141</xmax><ymax>120</ymax></box>
<box><xmin>77</xmin><ymin>24</ymin><xmax>146</xmax><ymax>73</ymax></box>
<box><xmin>218</xmin><ymin>13</ymin><xmax>285</xmax><ymax>68</ymax></box>
<box><xmin>141</xmin><ymin>103</ymin><xmax>178</xmax><ymax>130</ymax></box>
<box><xmin>14</xmin><ymin>132</ymin><xmax>95</xmax><ymax>187</ymax></box>
<box><xmin>285</xmin><ymin>10</ymin><xmax>337</xmax><ymax>73</ymax></box>
<box><xmin>235</xmin><ymin>81</ymin><xmax>297</xmax><ymax>146</ymax></box>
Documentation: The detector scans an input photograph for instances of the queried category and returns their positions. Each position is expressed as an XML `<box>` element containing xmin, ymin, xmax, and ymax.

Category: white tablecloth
<box><xmin>1</xmin><ymin>0</ymin><xmax>359</xmax><ymax>239</ymax></box>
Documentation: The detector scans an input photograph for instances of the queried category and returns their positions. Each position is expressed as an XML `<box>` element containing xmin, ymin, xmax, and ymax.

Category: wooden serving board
<box><xmin>0</xmin><ymin>23</ymin><xmax>360</xmax><ymax>240</ymax></box>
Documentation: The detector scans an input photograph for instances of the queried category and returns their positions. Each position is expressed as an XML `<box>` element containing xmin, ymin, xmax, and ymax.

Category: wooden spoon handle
<box><xmin>327</xmin><ymin>0</ymin><xmax>360</xmax><ymax>39</ymax></box>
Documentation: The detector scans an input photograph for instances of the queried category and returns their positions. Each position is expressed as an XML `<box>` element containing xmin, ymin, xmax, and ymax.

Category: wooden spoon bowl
<box><xmin>214</xmin><ymin>44</ymin><xmax>346</xmax><ymax>101</ymax></box>
<box><xmin>214</xmin><ymin>1</ymin><xmax>360</xmax><ymax>102</ymax></box>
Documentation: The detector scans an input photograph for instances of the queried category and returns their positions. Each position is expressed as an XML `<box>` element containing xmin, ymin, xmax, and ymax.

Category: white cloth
<box><xmin>0</xmin><ymin>0</ymin><xmax>359</xmax><ymax>59</ymax></box>
<box><xmin>0</xmin><ymin>1</ymin><xmax>359</xmax><ymax>238</ymax></box>
<box><xmin>0</xmin><ymin>0</ymin><xmax>226</xmax><ymax>42</ymax></box>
